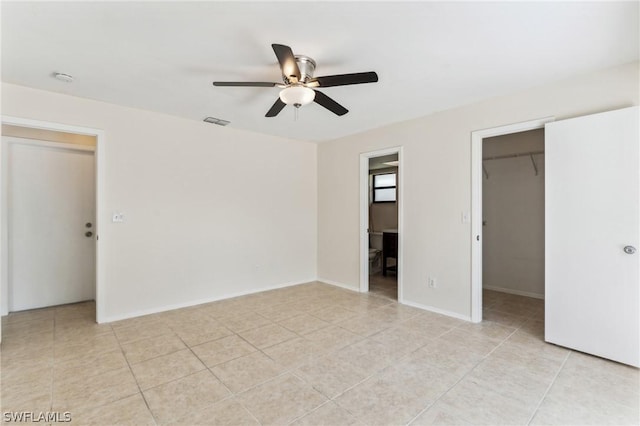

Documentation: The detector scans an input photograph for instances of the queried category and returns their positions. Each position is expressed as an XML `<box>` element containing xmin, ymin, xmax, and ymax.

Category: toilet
<box><xmin>369</xmin><ymin>232</ymin><xmax>383</xmax><ymax>274</ymax></box>
<box><xmin>369</xmin><ymin>248</ymin><xmax>381</xmax><ymax>274</ymax></box>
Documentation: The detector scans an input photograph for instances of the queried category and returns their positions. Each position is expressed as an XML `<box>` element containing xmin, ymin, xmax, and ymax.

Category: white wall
<box><xmin>482</xmin><ymin>130</ymin><xmax>545</xmax><ymax>298</ymax></box>
<box><xmin>318</xmin><ymin>61</ymin><xmax>639</xmax><ymax>319</ymax></box>
<box><xmin>1</xmin><ymin>83</ymin><xmax>318</xmax><ymax>322</ymax></box>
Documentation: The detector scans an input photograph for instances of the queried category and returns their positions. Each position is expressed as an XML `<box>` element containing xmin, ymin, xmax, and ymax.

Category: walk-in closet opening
<box><xmin>481</xmin><ymin>129</ymin><xmax>545</xmax><ymax>321</ymax></box>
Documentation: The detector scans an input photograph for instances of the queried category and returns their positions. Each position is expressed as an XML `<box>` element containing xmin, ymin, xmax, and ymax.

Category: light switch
<box><xmin>112</xmin><ymin>212</ymin><xmax>125</xmax><ymax>223</ymax></box>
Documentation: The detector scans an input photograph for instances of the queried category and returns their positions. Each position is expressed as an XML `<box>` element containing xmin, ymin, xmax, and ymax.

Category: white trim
<box><xmin>396</xmin><ymin>148</ymin><xmax>404</xmax><ymax>303</ymax></box>
<box><xmin>1</xmin><ymin>115</ymin><xmax>106</xmax><ymax>323</ymax></box>
<box><xmin>401</xmin><ymin>299</ymin><xmax>472</xmax><ymax>322</ymax></box>
<box><xmin>470</xmin><ymin>116</ymin><xmax>553</xmax><ymax>323</ymax></box>
<box><xmin>483</xmin><ymin>285</ymin><xmax>544</xmax><ymax>300</ymax></box>
<box><xmin>101</xmin><ymin>278</ymin><xmax>318</xmax><ymax>323</ymax></box>
<box><xmin>359</xmin><ymin>154</ymin><xmax>368</xmax><ymax>293</ymax></box>
<box><xmin>4</xmin><ymin>138</ymin><xmax>95</xmax><ymax>152</ymax></box>
<box><xmin>359</xmin><ymin>146</ymin><xmax>403</xmax><ymax>301</ymax></box>
<box><xmin>2</xmin><ymin>116</ymin><xmax>103</xmax><ymax>136</ymax></box>
<box><xmin>317</xmin><ymin>277</ymin><xmax>359</xmax><ymax>292</ymax></box>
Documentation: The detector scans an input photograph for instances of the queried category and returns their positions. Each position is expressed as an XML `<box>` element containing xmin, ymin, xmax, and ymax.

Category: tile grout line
<box><xmin>405</xmin><ymin>325</ymin><xmax>521</xmax><ymax>425</ymax></box>
<box><xmin>179</xmin><ymin>328</ymin><xmax>300</xmax><ymax>425</ymax></box>
<box><xmin>119</xmin><ymin>336</ymin><xmax>190</xmax><ymax>365</ymax></box>
<box><xmin>285</xmin><ymin>398</ymin><xmax>334</xmax><ymax>425</ymax></box>
<box><xmin>324</xmin><ymin>343</ymin><xmax>430</xmax><ymax>425</ymax></box>
<box><xmin>288</xmin><ymin>312</ymin><xmax>477</xmax><ymax>423</ymax></box>
<box><xmin>236</xmin><ymin>397</ymin><xmax>263</xmax><ymax>426</ymax></box>
<box><xmin>173</xmin><ymin>331</ymin><xmax>239</xmax><ymax>408</ymax></box>
<box><xmin>325</xmin><ymin>338</ymin><xmax>428</xmax><ymax>408</ymax></box>
<box><xmin>54</xmin><ymin>326</ymin><xmax>145</xmax><ymax>423</ymax></box>
<box><xmin>175</xmin><ymin>331</ymin><xmax>228</xmax><ymax>382</ymax></box>
<box><xmin>284</xmin><ymin>313</ymin><xmax>428</xmax><ymax>422</ymax></box>
<box><xmin>7</xmin><ymin>288</ymin><xmax>572</xmax><ymax>426</ymax></box>
<box><xmin>213</xmin><ymin>368</ymin><xmax>301</xmax><ymax>425</ymax></box>
<box><xmin>525</xmin><ymin>349</ymin><xmax>572</xmax><ymax>425</ymax></box>
<box><xmin>112</xmin><ymin>323</ymin><xmax>160</xmax><ymax>426</ymax></box>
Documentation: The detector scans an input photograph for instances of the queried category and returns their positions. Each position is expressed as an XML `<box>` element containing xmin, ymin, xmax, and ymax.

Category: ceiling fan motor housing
<box><xmin>293</xmin><ymin>55</ymin><xmax>316</xmax><ymax>83</ymax></box>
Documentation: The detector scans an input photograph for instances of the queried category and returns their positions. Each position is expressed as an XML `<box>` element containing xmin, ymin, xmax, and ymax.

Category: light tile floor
<box><xmin>1</xmin><ymin>283</ymin><xmax>638</xmax><ymax>425</ymax></box>
<box><xmin>369</xmin><ymin>273</ymin><xmax>398</xmax><ymax>300</ymax></box>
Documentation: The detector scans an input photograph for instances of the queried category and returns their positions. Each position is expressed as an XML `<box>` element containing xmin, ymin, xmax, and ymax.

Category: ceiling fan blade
<box><xmin>313</xmin><ymin>90</ymin><xmax>348</xmax><ymax>116</ymax></box>
<box><xmin>265</xmin><ymin>98</ymin><xmax>286</xmax><ymax>117</ymax></box>
<box><xmin>213</xmin><ymin>81</ymin><xmax>278</xmax><ymax>87</ymax></box>
<box><xmin>308</xmin><ymin>71</ymin><xmax>378</xmax><ymax>88</ymax></box>
<box><xmin>272</xmin><ymin>44</ymin><xmax>301</xmax><ymax>83</ymax></box>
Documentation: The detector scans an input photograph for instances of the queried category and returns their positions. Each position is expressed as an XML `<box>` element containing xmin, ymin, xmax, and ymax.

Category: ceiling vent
<box><xmin>53</xmin><ymin>72</ymin><xmax>74</xmax><ymax>83</ymax></box>
<box><xmin>203</xmin><ymin>117</ymin><xmax>230</xmax><ymax>126</ymax></box>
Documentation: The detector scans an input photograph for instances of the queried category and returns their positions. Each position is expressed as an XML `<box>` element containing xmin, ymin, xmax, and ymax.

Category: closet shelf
<box><xmin>482</xmin><ymin>150</ymin><xmax>543</xmax><ymax>178</ymax></box>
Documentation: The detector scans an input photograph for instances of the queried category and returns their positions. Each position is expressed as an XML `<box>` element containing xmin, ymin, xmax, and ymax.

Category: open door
<box><xmin>5</xmin><ymin>137</ymin><xmax>96</xmax><ymax>311</ymax></box>
<box><xmin>545</xmin><ymin>106</ymin><xmax>639</xmax><ymax>367</ymax></box>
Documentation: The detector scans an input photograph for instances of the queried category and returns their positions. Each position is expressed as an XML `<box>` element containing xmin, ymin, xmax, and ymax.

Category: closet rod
<box><xmin>482</xmin><ymin>150</ymin><xmax>544</xmax><ymax>161</ymax></box>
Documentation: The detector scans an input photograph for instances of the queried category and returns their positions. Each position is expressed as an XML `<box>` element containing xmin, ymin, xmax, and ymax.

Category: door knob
<box><xmin>85</xmin><ymin>231</ymin><xmax>93</xmax><ymax>238</ymax></box>
<box><xmin>624</xmin><ymin>245</ymin><xmax>636</xmax><ymax>254</ymax></box>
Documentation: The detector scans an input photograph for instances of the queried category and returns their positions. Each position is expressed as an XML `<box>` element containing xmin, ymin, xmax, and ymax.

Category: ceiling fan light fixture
<box><xmin>279</xmin><ymin>86</ymin><xmax>315</xmax><ymax>107</ymax></box>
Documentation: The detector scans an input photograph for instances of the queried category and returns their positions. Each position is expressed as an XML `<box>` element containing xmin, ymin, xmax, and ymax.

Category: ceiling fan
<box><xmin>213</xmin><ymin>44</ymin><xmax>378</xmax><ymax>117</ymax></box>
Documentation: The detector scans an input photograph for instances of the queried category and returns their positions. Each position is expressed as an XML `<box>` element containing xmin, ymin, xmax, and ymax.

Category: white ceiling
<box><xmin>2</xmin><ymin>2</ymin><xmax>638</xmax><ymax>142</ymax></box>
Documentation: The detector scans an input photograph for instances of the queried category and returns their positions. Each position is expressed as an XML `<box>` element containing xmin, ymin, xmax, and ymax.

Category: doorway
<box><xmin>470</xmin><ymin>117</ymin><xmax>553</xmax><ymax>322</ymax></box>
<box><xmin>4</xmin><ymin>134</ymin><xmax>95</xmax><ymax>311</ymax></box>
<box><xmin>481</xmin><ymin>129</ymin><xmax>545</xmax><ymax>321</ymax></box>
<box><xmin>359</xmin><ymin>147</ymin><xmax>403</xmax><ymax>301</ymax></box>
<box><xmin>368</xmin><ymin>154</ymin><xmax>399</xmax><ymax>299</ymax></box>
<box><xmin>0</xmin><ymin>116</ymin><xmax>105</xmax><ymax>323</ymax></box>
<box><xmin>472</xmin><ymin>108</ymin><xmax>638</xmax><ymax>366</ymax></box>
<box><xmin>482</xmin><ymin>129</ymin><xmax>544</xmax><ymax>296</ymax></box>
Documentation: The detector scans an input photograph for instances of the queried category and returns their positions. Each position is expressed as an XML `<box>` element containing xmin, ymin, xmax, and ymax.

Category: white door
<box><xmin>545</xmin><ymin>106</ymin><xmax>639</xmax><ymax>367</ymax></box>
<box><xmin>6</xmin><ymin>137</ymin><xmax>96</xmax><ymax>311</ymax></box>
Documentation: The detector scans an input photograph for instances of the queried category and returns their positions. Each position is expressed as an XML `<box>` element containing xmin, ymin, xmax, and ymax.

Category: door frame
<box><xmin>359</xmin><ymin>146</ymin><xmax>403</xmax><ymax>301</ymax></box>
<box><xmin>470</xmin><ymin>117</ymin><xmax>553</xmax><ymax>323</ymax></box>
<box><xmin>1</xmin><ymin>115</ymin><xmax>106</xmax><ymax>323</ymax></box>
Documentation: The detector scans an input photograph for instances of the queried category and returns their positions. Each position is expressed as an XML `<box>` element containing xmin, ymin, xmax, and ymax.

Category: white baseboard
<box><xmin>400</xmin><ymin>298</ymin><xmax>472</xmax><ymax>322</ymax></box>
<box><xmin>318</xmin><ymin>279</ymin><xmax>471</xmax><ymax>322</ymax></box>
<box><xmin>316</xmin><ymin>278</ymin><xmax>359</xmax><ymax>293</ymax></box>
<box><xmin>483</xmin><ymin>285</ymin><xmax>544</xmax><ymax>300</ymax></box>
<box><xmin>99</xmin><ymin>278</ymin><xmax>318</xmax><ymax>323</ymax></box>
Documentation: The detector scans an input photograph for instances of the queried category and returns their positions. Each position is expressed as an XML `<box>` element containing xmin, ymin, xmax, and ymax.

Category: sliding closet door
<box><xmin>545</xmin><ymin>106</ymin><xmax>639</xmax><ymax>367</ymax></box>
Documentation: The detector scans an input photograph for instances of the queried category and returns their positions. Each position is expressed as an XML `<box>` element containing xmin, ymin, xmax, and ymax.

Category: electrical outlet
<box><xmin>428</xmin><ymin>277</ymin><xmax>437</xmax><ymax>288</ymax></box>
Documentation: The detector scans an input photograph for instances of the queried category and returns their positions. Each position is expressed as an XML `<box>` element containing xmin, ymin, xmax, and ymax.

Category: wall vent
<box><xmin>203</xmin><ymin>117</ymin><xmax>230</xmax><ymax>126</ymax></box>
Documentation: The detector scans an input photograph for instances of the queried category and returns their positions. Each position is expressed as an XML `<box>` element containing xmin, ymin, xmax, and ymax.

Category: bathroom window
<box><xmin>373</xmin><ymin>173</ymin><xmax>396</xmax><ymax>202</ymax></box>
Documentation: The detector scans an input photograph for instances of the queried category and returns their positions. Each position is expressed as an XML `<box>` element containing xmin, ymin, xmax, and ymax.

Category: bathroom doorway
<box><xmin>359</xmin><ymin>147</ymin><xmax>403</xmax><ymax>301</ymax></box>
